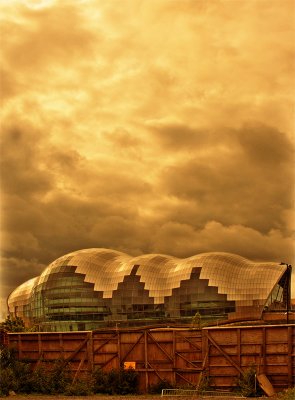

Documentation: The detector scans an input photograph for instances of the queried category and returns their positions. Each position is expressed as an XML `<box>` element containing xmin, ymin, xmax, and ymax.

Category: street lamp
<box><xmin>280</xmin><ymin>262</ymin><xmax>292</xmax><ymax>324</ymax></box>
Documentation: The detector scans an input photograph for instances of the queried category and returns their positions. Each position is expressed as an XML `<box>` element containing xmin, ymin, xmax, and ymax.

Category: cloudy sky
<box><xmin>1</xmin><ymin>0</ymin><xmax>294</xmax><ymax>316</ymax></box>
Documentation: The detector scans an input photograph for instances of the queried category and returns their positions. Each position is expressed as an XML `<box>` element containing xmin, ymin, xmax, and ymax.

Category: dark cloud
<box><xmin>149</xmin><ymin>122</ymin><xmax>210</xmax><ymax>150</ymax></box>
<box><xmin>0</xmin><ymin>126</ymin><xmax>53</xmax><ymax>198</ymax></box>
<box><xmin>1</xmin><ymin>120</ymin><xmax>294</xmax><ymax>301</ymax></box>
<box><xmin>0</xmin><ymin>122</ymin><xmax>152</xmax><ymax>277</ymax></box>
<box><xmin>149</xmin><ymin>221</ymin><xmax>295</xmax><ymax>262</ymax></box>
<box><xmin>237</xmin><ymin>123</ymin><xmax>294</xmax><ymax>165</ymax></box>
<box><xmin>1</xmin><ymin>256</ymin><xmax>45</xmax><ymax>298</ymax></box>
<box><xmin>159</xmin><ymin>123</ymin><xmax>294</xmax><ymax>233</ymax></box>
<box><xmin>104</xmin><ymin>128</ymin><xmax>142</xmax><ymax>150</ymax></box>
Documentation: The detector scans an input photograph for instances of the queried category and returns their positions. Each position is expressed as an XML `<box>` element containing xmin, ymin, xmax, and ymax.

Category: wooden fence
<box><xmin>5</xmin><ymin>324</ymin><xmax>295</xmax><ymax>393</ymax></box>
<box><xmin>203</xmin><ymin>325</ymin><xmax>294</xmax><ymax>391</ymax></box>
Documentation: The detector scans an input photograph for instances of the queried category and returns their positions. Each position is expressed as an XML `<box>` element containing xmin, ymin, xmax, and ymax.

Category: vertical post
<box><xmin>172</xmin><ymin>329</ymin><xmax>176</xmax><ymax>386</ymax></box>
<box><xmin>201</xmin><ymin>329</ymin><xmax>209</xmax><ymax>386</ymax></box>
<box><xmin>59</xmin><ymin>333</ymin><xmax>64</xmax><ymax>358</ymax></box>
<box><xmin>262</xmin><ymin>327</ymin><xmax>266</xmax><ymax>374</ymax></box>
<box><xmin>237</xmin><ymin>328</ymin><xmax>241</xmax><ymax>376</ymax></box>
<box><xmin>286</xmin><ymin>265</ymin><xmax>292</xmax><ymax>324</ymax></box>
<box><xmin>287</xmin><ymin>326</ymin><xmax>292</xmax><ymax>387</ymax></box>
<box><xmin>280</xmin><ymin>263</ymin><xmax>292</xmax><ymax>324</ymax></box>
<box><xmin>117</xmin><ymin>329</ymin><xmax>121</xmax><ymax>368</ymax></box>
<box><xmin>144</xmin><ymin>330</ymin><xmax>149</xmax><ymax>392</ymax></box>
<box><xmin>38</xmin><ymin>333</ymin><xmax>42</xmax><ymax>357</ymax></box>
<box><xmin>87</xmin><ymin>332</ymin><xmax>93</xmax><ymax>373</ymax></box>
<box><xmin>18</xmin><ymin>334</ymin><xmax>22</xmax><ymax>359</ymax></box>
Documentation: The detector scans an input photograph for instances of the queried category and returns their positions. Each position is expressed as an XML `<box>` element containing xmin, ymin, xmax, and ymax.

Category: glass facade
<box><xmin>7</xmin><ymin>249</ymin><xmax>289</xmax><ymax>331</ymax></box>
<box><xmin>7</xmin><ymin>277</ymin><xmax>39</xmax><ymax>325</ymax></box>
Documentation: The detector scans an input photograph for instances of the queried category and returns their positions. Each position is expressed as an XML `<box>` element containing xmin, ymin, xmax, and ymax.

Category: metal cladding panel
<box><xmin>32</xmin><ymin>250</ymin><xmax>286</xmax><ymax>304</ymax></box>
<box><xmin>7</xmin><ymin>248</ymin><xmax>288</xmax><ymax>328</ymax></box>
<box><xmin>8</xmin><ymin>276</ymin><xmax>39</xmax><ymax>318</ymax></box>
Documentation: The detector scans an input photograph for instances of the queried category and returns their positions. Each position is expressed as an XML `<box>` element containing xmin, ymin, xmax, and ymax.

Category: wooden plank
<box><xmin>144</xmin><ymin>330</ymin><xmax>148</xmax><ymax>391</ymax></box>
<box><xmin>38</xmin><ymin>334</ymin><xmax>42</xmax><ymax>356</ymax></box>
<box><xmin>73</xmin><ymin>352</ymin><xmax>87</xmax><ymax>382</ymax></box>
<box><xmin>175</xmin><ymin>370</ymin><xmax>195</xmax><ymax>386</ymax></box>
<box><xmin>257</xmin><ymin>373</ymin><xmax>276</xmax><ymax>397</ymax></box>
<box><xmin>237</xmin><ymin>328</ymin><xmax>241</xmax><ymax>376</ymax></box>
<box><xmin>97</xmin><ymin>353</ymin><xmax>118</xmax><ymax>368</ymax></box>
<box><xmin>147</xmin><ymin>331</ymin><xmax>174</xmax><ymax>362</ymax></box>
<box><xmin>93</xmin><ymin>333</ymin><xmax>117</xmax><ymax>354</ymax></box>
<box><xmin>196</xmin><ymin>348</ymin><xmax>208</xmax><ymax>390</ymax></box>
<box><xmin>262</xmin><ymin>327</ymin><xmax>266</xmax><ymax>374</ymax></box>
<box><xmin>176</xmin><ymin>333</ymin><xmax>202</xmax><ymax>352</ymax></box>
<box><xmin>121</xmin><ymin>332</ymin><xmax>144</xmax><ymax>363</ymax></box>
<box><xmin>287</xmin><ymin>326</ymin><xmax>292</xmax><ymax>387</ymax></box>
<box><xmin>87</xmin><ymin>332</ymin><xmax>93</xmax><ymax>371</ymax></box>
<box><xmin>205</xmin><ymin>331</ymin><xmax>243</xmax><ymax>375</ymax></box>
<box><xmin>173</xmin><ymin>330</ymin><xmax>176</xmax><ymax>385</ymax></box>
<box><xmin>117</xmin><ymin>331</ymin><xmax>121</xmax><ymax>367</ymax></box>
<box><xmin>147</xmin><ymin>361</ymin><xmax>166</xmax><ymax>382</ymax></box>
<box><xmin>65</xmin><ymin>336</ymin><xmax>89</xmax><ymax>362</ymax></box>
<box><xmin>175</xmin><ymin>351</ymin><xmax>200</xmax><ymax>369</ymax></box>
<box><xmin>18</xmin><ymin>334</ymin><xmax>22</xmax><ymax>359</ymax></box>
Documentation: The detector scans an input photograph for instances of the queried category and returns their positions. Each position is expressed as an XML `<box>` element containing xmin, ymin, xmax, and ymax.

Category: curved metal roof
<box><xmin>8</xmin><ymin>276</ymin><xmax>39</xmax><ymax>310</ymax></box>
<box><xmin>33</xmin><ymin>248</ymin><xmax>285</xmax><ymax>306</ymax></box>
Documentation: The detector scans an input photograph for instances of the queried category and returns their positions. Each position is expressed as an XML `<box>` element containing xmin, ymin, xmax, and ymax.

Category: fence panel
<box><xmin>6</xmin><ymin>324</ymin><xmax>294</xmax><ymax>393</ymax></box>
<box><xmin>203</xmin><ymin>325</ymin><xmax>295</xmax><ymax>391</ymax></box>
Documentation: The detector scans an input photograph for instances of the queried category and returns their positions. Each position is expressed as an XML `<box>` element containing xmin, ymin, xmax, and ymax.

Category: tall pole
<box><xmin>287</xmin><ymin>264</ymin><xmax>292</xmax><ymax>324</ymax></box>
<box><xmin>280</xmin><ymin>262</ymin><xmax>292</xmax><ymax>324</ymax></box>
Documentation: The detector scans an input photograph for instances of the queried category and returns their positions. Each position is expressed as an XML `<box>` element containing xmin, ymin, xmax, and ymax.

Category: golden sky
<box><xmin>1</xmin><ymin>0</ymin><xmax>295</xmax><ymax>310</ymax></box>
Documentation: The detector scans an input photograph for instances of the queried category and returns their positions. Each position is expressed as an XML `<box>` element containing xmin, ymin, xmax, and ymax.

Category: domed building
<box><xmin>7</xmin><ymin>249</ymin><xmax>291</xmax><ymax>331</ymax></box>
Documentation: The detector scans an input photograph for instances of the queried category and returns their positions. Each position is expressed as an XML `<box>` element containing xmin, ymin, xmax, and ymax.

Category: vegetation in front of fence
<box><xmin>1</xmin><ymin>343</ymin><xmax>294</xmax><ymax>397</ymax></box>
<box><xmin>235</xmin><ymin>365</ymin><xmax>264</xmax><ymax>397</ymax></box>
<box><xmin>148</xmin><ymin>378</ymin><xmax>175</xmax><ymax>394</ymax></box>
<box><xmin>196</xmin><ymin>373</ymin><xmax>212</xmax><ymax>394</ymax></box>
<box><xmin>0</xmin><ymin>316</ymin><xmax>26</xmax><ymax>333</ymax></box>
<box><xmin>277</xmin><ymin>387</ymin><xmax>295</xmax><ymax>400</ymax></box>
<box><xmin>0</xmin><ymin>345</ymin><xmax>139</xmax><ymax>397</ymax></box>
<box><xmin>92</xmin><ymin>366</ymin><xmax>139</xmax><ymax>395</ymax></box>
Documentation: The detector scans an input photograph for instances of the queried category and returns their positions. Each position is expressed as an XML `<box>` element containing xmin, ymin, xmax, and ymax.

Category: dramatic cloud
<box><xmin>0</xmin><ymin>0</ymin><xmax>294</xmax><ymax>313</ymax></box>
<box><xmin>158</xmin><ymin>123</ymin><xmax>294</xmax><ymax>233</ymax></box>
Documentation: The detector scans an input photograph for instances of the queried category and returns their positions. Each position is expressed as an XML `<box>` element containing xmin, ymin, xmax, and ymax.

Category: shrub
<box><xmin>148</xmin><ymin>379</ymin><xmax>174</xmax><ymax>394</ymax></box>
<box><xmin>0</xmin><ymin>315</ymin><xmax>26</xmax><ymax>332</ymax></box>
<box><xmin>0</xmin><ymin>345</ymin><xmax>33</xmax><ymax>395</ymax></box>
<box><xmin>46</xmin><ymin>359</ymin><xmax>72</xmax><ymax>394</ymax></box>
<box><xmin>0</xmin><ymin>345</ymin><xmax>141</xmax><ymax>396</ymax></box>
<box><xmin>0</xmin><ymin>346</ymin><xmax>74</xmax><ymax>396</ymax></box>
<box><xmin>0</xmin><ymin>367</ymin><xmax>15</xmax><ymax>396</ymax></box>
<box><xmin>117</xmin><ymin>367</ymin><xmax>139</xmax><ymax>394</ymax></box>
<box><xmin>278</xmin><ymin>388</ymin><xmax>295</xmax><ymax>400</ymax></box>
<box><xmin>92</xmin><ymin>368</ymin><xmax>109</xmax><ymax>394</ymax></box>
<box><xmin>235</xmin><ymin>365</ymin><xmax>263</xmax><ymax>397</ymax></box>
<box><xmin>92</xmin><ymin>367</ymin><xmax>139</xmax><ymax>395</ymax></box>
<box><xmin>64</xmin><ymin>378</ymin><xmax>94</xmax><ymax>396</ymax></box>
<box><xmin>197</xmin><ymin>375</ymin><xmax>211</xmax><ymax>394</ymax></box>
<box><xmin>192</xmin><ymin>312</ymin><xmax>202</xmax><ymax>328</ymax></box>
<box><xmin>11</xmin><ymin>360</ymin><xmax>32</xmax><ymax>393</ymax></box>
<box><xmin>0</xmin><ymin>345</ymin><xmax>16</xmax><ymax>369</ymax></box>
<box><xmin>30</xmin><ymin>365</ymin><xmax>51</xmax><ymax>394</ymax></box>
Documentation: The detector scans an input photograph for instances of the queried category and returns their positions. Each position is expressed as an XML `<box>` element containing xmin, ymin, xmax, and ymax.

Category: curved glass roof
<box><xmin>30</xmin><ymin>248</ymin><xmax>285</xmax><ymax>304</ymax></box>
<box><xmin>9</xmin><ymin>277</ymin><xmax>39</xmax><ymax>302</ymax></box>
<box><xmin>7</xmin><ymin>249</ymin><xmax>287</xmax><ymax>328</ymax></box>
